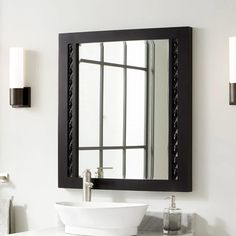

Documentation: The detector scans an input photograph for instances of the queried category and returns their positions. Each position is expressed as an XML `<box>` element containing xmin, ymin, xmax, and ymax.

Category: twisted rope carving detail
<box><xmin>68</xmin><ymin>44</ymin><xmax>73</xmax><ymax>177</ymax></box>
<box><xmin>172</xmin><ymin>39</ymin><xmax>179</xmax><ymax>181</ymax></box>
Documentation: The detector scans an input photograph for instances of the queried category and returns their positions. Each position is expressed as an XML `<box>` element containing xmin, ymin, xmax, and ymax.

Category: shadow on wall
<box><xmin>25</xmin><ymin>50</ymin><xmax>40</xmax><ymax>108</ymax></box>
<box><xmin>14</xmin><ymin>205</ymin><xmax>28</xmax><ymax>233</ymax></box>
<box><xmin>195</xmin><ymin>214</ymin><xmax>229</xmax><ymax>236</ymax></box>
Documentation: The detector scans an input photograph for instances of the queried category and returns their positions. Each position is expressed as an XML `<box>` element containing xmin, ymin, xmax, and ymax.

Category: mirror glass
<box><xmin>78</xmin><ymin>40</ymin><xmax>169</xmax><ymax>180</ymax></box>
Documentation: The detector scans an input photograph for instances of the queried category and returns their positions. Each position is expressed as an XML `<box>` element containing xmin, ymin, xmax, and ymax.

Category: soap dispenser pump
<box><xmin>163</xmin><ymin>195</ymin><xmax>182</xmax><ymax>235</ymax></box>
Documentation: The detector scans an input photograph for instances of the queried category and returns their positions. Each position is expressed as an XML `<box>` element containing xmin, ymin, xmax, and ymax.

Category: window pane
<box><xmin>103</xmin><ymin>150</ymin><xmax>123</xmax><ymax>179</ymax></box>
<box><xmin>103</xmin><ymin>66</ymin><xmax>124</xmax><ymax>146</ymax></box>
<box><xmin>104</xmin><ymin>42</ymin><xmax>124</xmax><ymax>64</ymax></box>
<box><xmin>79</xmin><ymin>151</ymin><xmax>99</xmax><ymax>177</ymax></box>
<box><xmin>126</xmin><ymin>69</ymin><xmax>145</xmax><ymax>146</ymax></box>
<box><xmin>126</xmin><ymin>149</ymin><xmax>145</xmax><ymax>179</ymax></box>
<box><xmin>127</xmin><ymin>41</ymin><xmax>146</xmax><ymax>67</ymax></box>
<box><xmin>79</xmin><ymin>63</ymin><xmax>100</xmax><ymax>147</ymax></box>
<box><xmin>80</xmin><ymin>43</ymin><xmax>100</xmax><ymax>61</ymax></box>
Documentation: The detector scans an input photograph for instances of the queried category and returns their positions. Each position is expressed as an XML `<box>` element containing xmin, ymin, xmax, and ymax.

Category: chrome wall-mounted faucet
<box><xmin>82</xmin><ymin>169</ymin><xmax>93</xmax><ymax>202</ymax></box>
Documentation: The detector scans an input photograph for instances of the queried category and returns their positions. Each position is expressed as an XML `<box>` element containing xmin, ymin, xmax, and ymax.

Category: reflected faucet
<box><xmin>95</xmin><ymin>167</ymin><xmax>113</xmax><ymax>178</ymax></box>
<box><xmin>82</xmin><ymin>169</ymin><xmax>93</xmax><ymax>202</ymax></box>
<box><xmin>0</xmin><ymin>173</ymin><xmax>9</xmax><ymax>184</ymax></box>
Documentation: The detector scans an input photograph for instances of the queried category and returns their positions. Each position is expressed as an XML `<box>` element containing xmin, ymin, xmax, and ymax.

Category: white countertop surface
<box><xmin>8</xmin><ymin>227</ymin><xmax>193</xmax><ymax>236</ymax></box>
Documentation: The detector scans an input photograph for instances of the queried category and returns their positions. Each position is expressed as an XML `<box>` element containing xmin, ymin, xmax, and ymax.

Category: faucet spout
<box><xmin>82</xmin><ymin>169</ymin><xmax>93</xmax><ymax>202</ymax></box>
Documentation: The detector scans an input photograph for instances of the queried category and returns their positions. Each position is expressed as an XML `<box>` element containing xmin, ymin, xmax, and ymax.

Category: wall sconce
<box><xmin>9</xmin><ymin>48</ymin><xmax>31</xmax><ymax>108</ymax></box>
<box><xmin>229</xmin><ymin>37</ymin><xmax>236</xmax><ymax>105</ymax></box>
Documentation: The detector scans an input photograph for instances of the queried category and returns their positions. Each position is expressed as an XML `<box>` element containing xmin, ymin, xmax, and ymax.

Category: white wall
<box><xmin>0</xmin><ymin>0</ymin><xmax>236</xmax><ymax>235</ymax></box>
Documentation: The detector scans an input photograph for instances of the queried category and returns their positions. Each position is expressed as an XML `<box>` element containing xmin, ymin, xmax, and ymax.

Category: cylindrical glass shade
<box><xmin>229</xmin><ymin>37</ymin><xmax>236</xmax><ymax>83</ymax></box>
<box><xmin>9</xmin><ymin>47</ymin><xmax>25</xmax><ymax>88</ymax></box>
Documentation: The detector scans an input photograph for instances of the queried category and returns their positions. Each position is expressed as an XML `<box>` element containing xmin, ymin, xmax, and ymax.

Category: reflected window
<box><xmin>78</xmin><ymin>40</ymin><xmax>169</xmax><ymax>180</ymax></box>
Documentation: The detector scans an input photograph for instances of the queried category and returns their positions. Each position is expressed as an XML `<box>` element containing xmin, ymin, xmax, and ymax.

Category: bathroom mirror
<box><xmin>79</xmin><ymin>39</ymin><xmax>169</xmax><ymax>180</ymax></box>
<box><xmin>58</xmin><ymin>27</ymin><xmax>192</xmax><ymax>191</ymax></box>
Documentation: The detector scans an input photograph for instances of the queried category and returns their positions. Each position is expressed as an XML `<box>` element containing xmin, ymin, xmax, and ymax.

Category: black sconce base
<box><xmin>229</xmin><ymin>83</ymin><xmax>236</xmax><ymax>105</ymax></box>
<box><xmin>10</xmin><ymin>87</ymin><xmax>31</xmax><ymax>108</ymax></box>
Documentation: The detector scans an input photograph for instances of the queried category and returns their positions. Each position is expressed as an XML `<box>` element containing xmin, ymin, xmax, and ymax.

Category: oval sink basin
<box><xmin>55</xmin><ymin>201</ymin><xmax>148</xmax><ymax>236</ymax></box>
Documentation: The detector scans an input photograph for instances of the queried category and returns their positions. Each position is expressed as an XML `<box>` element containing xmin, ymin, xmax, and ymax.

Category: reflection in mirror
<box><xmin>80</xmin><ymin>42</ymin><xmax>100</xmax><ymax>61</ymax></box>
<box><xmin>104</xmin><ymin>42</ymin><xmax>124</xmax><ymax>64</ymax></box>
<box><xmin>153</xmin><ymin>40</ymin><xmax>169</xmax><ymax>180</ymax></box>
<box><xmin>103</xmin><ymin>66</ymin><xmax>124</xmax><ymax>146</ymax></box>
<box><xmin>103</xmin><ymin>150</ymin><xmax>123</xmax><ymax>179</ymax></box>
<box><xmin>126</xmin><ymin>69</ymin><xmax>145</xmax><ymax>146</ymax></box>
<box><xmin>126</xmin><ymin>149</ymin><xmax>145</xmax><ymax>179</ymax></box>
<box><xmin>79</xmin><ymin>63</ymin><xmax>100</xmax><ymax>147</ymax></box>
<box><xmin>78</xmin><ymin>40</ymin><xmax>169</xmax><ymax>180</ymax></box>
<box><xmin>78</xmin><ymin>151</ymin><xmax>99</xmax><ymax>177</ymax></box>
<box><xmin>127</xmin><ymin>41</ymin><xmax>146</xmax><ymax>67</ymax></box>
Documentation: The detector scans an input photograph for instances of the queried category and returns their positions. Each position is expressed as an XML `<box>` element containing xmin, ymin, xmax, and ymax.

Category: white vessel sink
<box><xmin>55</xmin><ymin>201</ymin><xmax>148</xmax><ymax>236</ymax></box>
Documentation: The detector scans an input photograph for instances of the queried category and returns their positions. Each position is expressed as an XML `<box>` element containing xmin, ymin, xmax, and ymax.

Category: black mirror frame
<box><xmin>58</xmin><ymin>27</ymin><xmax>192</xmax><ymax>192</ymax></box>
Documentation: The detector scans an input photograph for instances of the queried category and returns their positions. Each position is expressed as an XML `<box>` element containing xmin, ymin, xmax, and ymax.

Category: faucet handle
<box><xmin>97</xmin><ymin>167</ymin><xmax>113</xmax><ymax>170</ymax></box>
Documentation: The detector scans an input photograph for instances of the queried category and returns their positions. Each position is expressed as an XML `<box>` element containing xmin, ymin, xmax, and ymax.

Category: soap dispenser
<box><xmin>163</xmin><ymin>195</ymin><xmax>182</xmax><ymax>235</ymax></box>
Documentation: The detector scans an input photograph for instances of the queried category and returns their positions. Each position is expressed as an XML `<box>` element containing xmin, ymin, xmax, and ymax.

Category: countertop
<box><xmin>8</xmin><ymin>227</ymin><xmax>193</xmax><ymax>236</ymax></box>
<box><xmin>8</xmin><ymin>212</ymin><xmax>194</xmax><ymax>236</ymax></box>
